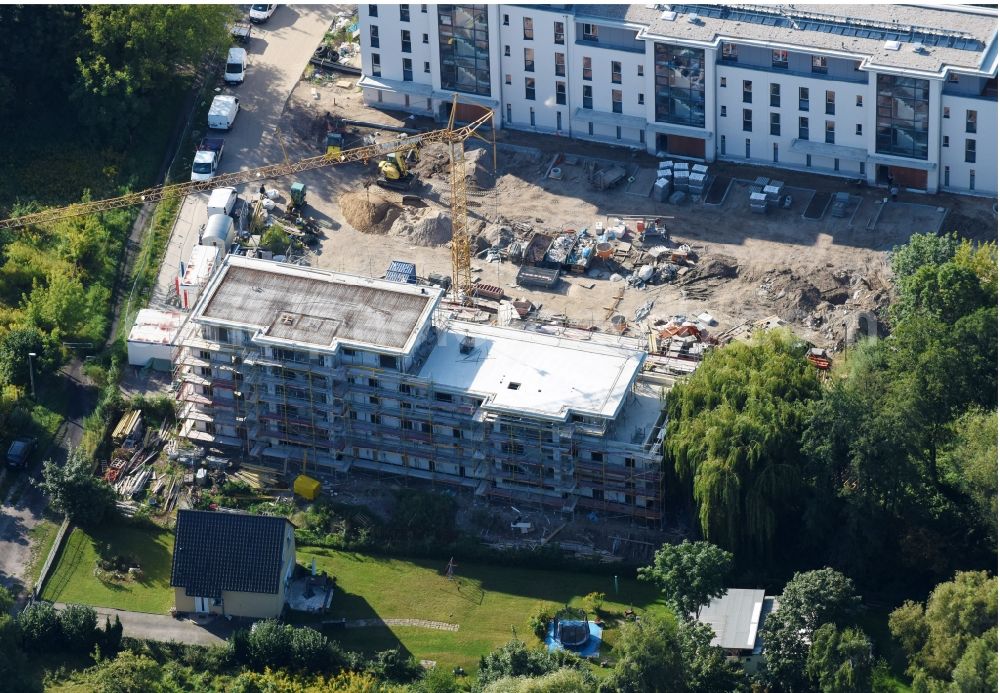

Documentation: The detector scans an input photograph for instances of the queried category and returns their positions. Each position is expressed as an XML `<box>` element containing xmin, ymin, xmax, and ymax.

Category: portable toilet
<box><xmin>294</xmin><ymin>474</ymin><xmax>321</xmax><ymax>501</ymax></box>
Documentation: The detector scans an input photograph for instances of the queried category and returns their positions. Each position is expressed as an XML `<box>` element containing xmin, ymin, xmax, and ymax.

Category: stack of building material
<box><xmin>763</xmin><ymin>181</ymin><xmax>784</xmax><ymax>206</ymax></box>
<box><xmin>674</xmin><ymin>168</ymin><xmax>690</xmax><ymax>193</ymax></box>
<box><xmin>691</xmin><ymin>163</ymin><xmax>709</xmax><ymax>176</ymax></box>
<box><xmin>689</xmin><ymin>172</ymin><xmax>706</xmax><ymax>197</ymax></box>
<box><xmin>750</xmin><ymin>191</ymin><xmax>768</xmax><ymax>214</ymax></box>
<box><xmin>654</xmin><ymin>175</ymin><xmax>672</xmax><ymax>202</ymax></box>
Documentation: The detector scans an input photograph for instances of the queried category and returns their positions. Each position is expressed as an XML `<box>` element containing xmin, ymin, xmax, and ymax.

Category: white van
<box><xmin>207</xmin><ymin>187</ymin><xmax>238</xmax><ymax>218</ymax></box>
<box><xmin>208</xmin><ymin>95</ymin><xmax>240</xmax><ymax>130</ymax></box>
<box><xmin>224</xmin><ymin>47</ymin><xmax>247</xmax><ymax>85</ymax></box>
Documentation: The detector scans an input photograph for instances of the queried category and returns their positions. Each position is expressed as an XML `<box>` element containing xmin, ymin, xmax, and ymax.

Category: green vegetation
<box><xmin>41</xmin><ymin>523</ymin><xmax>175</xmax><ymax>614</ymax></box>
<box><xmin>299</xmin><ymin>548</ymin><xmax>668</xmax><ymax>672</ymax></box>
<box><xmin>24</xmin><ymin>515</ymin><xmax>62</xmax><ymax>589</ymax></box>
<box><xmin>637</xmin><ymin>540</ymin><xmax>732</xmax><ymax>619</ymax></box>
<box><xmin>39</xmin><ymin>447</ymin><xmax>118</xmax><ymax>527</ymax></box>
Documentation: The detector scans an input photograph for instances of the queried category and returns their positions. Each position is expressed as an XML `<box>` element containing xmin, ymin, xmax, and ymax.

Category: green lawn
<box><xmin>41</xmin><ymin>524</ymin><xmax>175</xmax><ymax>614</ymax></box>
<box><xmin>299</xmin><ymin>548</ymin><xmax>669</xmax><ymax>672</ymax></box>
<box><xmin>24</xmin><ymin>515</ymin><xmax>63</xmax><ymax>591</ymax></box>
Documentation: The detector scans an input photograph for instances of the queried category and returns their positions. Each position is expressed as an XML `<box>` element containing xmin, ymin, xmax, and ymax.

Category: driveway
<box><xmin>150</xmin><ymin>4</ymin><xmax>343</xmax><ymax>308</ymax></box>
<box><xmin>54</xmin><ymin>602</ymin><xmax>238</xmax><ymax>646</ymax></box>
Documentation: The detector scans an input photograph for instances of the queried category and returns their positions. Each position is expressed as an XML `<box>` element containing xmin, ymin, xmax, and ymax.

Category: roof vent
<box><xmin>661</xmin><ymin>10</ymin><xmax>677</xmax><ymax>21</ymax></box>
<box><xmin>912</xmin><ymin>42</ymin><xmax>926</xmax><ymax>54</ymax></box>
<box><xmin>884</xmin><ymin>40</ymin><xmax>901</xmax><ymax>51</ymax></box>
<box><xmin>460</xmin><ymin>335</ymin><xmax>476</xmax><ymax>355</ymax></box>
<box><xmin>687</xmin><ymin>13</ymin><xmax>703</xmax><ymax>25</ymax></box>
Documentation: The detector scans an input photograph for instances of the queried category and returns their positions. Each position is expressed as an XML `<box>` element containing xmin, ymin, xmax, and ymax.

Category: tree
<box><xmin>101</xmin><ymin>614</ymin><xmax>123</xmax><ymax>655</ymax></box>
<box><xmin>0</xmin><ymin>612</ymin><xmax>35</xmax><ymax>693</ymax></box>
<box><xmin>890</xmin><ymin>232</ymin><xmax>959</xmax><ymax>281</ymax></box>
<box><xmin>581</xmin><ymin>592</ymin><xmax>605</xmax><ymax>617</ymax></box>
<box><xmin>413</xmin><ymin>665</ymin><xmax>463</xmax><ymax>693</ymax></box>
<box><xmin>941</xmin><ymin>409</ymin><xmax>998</xmax><ymax>543</ymax></box>
<box><xmin>679</xmin><ymin>619</ymin><xmax>747</xmax><ymax>693</ymax></box>
<box><xmin>92</xmin><ymin>650</ymin><xmax>164</xmax><ymax>693</ymax></box>
<box><xmin>59</xmin><ymin>603</ymin><xmax>98</xmax><ymax>652</ymax></box>
<box><xmin>760</xmin><ymin>569</ymin><xmax>861</xmax><ymax>692</ymax></box>
<box><xmin>0</xmin><ymin>585</ymin><xmax>13</xmax><ymax>614</ymax></box>
<box><xmin>665</xmin><ymin>330</ymin><xmax>821</xmax><ymax>558</ymax></box>
<box><xmin>22</xmin><ymin>271</ymin><xmax>90</xmax><ymax>339</ymax></box>
<box><xmin>805</xmin><ymin>624</ymin><xmax>875</xmax><ymax>693</ymax></box>
<box><xmin>889</xmin><ymin>571</ymin><xmax>997</xmax><ymax>689</ymax></box>
<box><xmin>638</xmin><ymin>540</ymin><xmax>732</xmax><ymax>618</ymax></box>
<box><xmin>0</xmin><ymin>325</ymin><xmax>60</xmax><ymax>389</ymax></box>
<box><xmin>37</xmin><ymin>446</ymin><xmax>117</xmax><ymax>526</ymax></box>
<box><xmin>600</xmin><ymin>611</ymin><xmax>686</xmax><ymax>693</ymax></box>
<box><xmin>16</xmin><ymin>601</ymin><xmax>61</xmax><ymax>651</ymax></box>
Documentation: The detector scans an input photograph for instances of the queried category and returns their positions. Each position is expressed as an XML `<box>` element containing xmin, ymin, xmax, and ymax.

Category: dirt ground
<box><xmin>265</xmin><ymin>77</ymin><xmax>997</xmax><ymax>351</ymax></box>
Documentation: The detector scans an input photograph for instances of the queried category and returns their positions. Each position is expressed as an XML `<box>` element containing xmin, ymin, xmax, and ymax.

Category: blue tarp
<box><xmin>544</xmin><ymin>620</ymin><xmax>603</xmax><ymax>657</ymax></box>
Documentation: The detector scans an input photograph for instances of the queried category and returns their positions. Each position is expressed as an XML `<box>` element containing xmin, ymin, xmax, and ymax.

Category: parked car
<box><xmin>191</xmin><ymin>138</ymin><xmax>225</xmax><ymax>182</ymax></box>
<box><xmin>208</xmin><ymin>95</ymin><xmax>240</xmax><ymax>131</ymax></box>
<box><xmin>249</xmin><ymin>4</ymin><xmax>277</xmax><ymax>23</ymax></box>
<box><xmin>224</xmin><ymin>47</ymin><xmax>248</xmax><ymax>85</ymax></box>
<box><xmin>6</xmin><ymin>437</ymin><xmax>36</xmax><ymax>469</ymax></box>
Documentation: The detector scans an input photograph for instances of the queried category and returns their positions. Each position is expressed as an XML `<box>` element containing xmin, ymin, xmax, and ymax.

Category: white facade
<box><xmin>357</xmin><ymin>3</ymin><xmax>997</xmax><ymax>196</ymax></box>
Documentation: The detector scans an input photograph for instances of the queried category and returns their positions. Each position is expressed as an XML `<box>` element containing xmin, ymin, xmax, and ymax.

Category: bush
<box><xmin>59</xmin><ymin>603</ymin><xmax>98</xmax><ymax>652</ymax></box>
<box><xmin>365</xmin><ymin>647</ymin><xmax>424</xmax><ymax>683</ymax></box>
<box><xmin>288</xmin><ymin>626</ymin><xmax>333</xmax><ymax>672</ymax></box>
<box><xmin>527</xmin><ymin>603</ymin><xmax>553</xmax><ymax>640</ymax></box>
<box><xmin>247</xmin><ymin>619</ymin><xmax>292</xmax><ymax>669</ymax></box>
<box><xmin>17</xmin><ymin>602</ymin><xmax>61</xmax><ymax>651</ymax></box>
<box><xmin>582</xmin><ymin>592</ymin><xmax>605</xmax><ymax>618</ymax></box>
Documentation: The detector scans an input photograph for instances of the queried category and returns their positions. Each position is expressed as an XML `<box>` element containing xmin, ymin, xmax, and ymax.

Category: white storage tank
<box><xmin>201</xmin><ymin>213</ymin><xmax>234</xmax><ymax>250</ymax></box>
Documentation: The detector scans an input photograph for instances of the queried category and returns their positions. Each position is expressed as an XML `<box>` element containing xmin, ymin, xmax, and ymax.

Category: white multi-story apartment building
<box><xmin>174</xmin><ymin>256</ymin><xmax>668</xmax><ymax>524</ymax></box>
<box><xmin>357</xmin><ymin>3</ymin><xmax>997</xmax><ymax>195</ymax></box>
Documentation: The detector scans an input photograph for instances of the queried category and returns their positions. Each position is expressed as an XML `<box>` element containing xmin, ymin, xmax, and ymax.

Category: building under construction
<box><xmin>174</xmin><ymin>256</ymin><xmax>668</xmax><ymax>524</ymax></box>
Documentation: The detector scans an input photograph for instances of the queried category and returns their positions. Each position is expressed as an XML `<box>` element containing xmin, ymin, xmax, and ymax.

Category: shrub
<box><xmin>582</xmin><ymin>592</ymin><xmax>605</xmax><ymax>617</ymax></box>
<box><xmin>247</xmin><ymin>619</ymin><xmax>292</xmax><ymax>669</ymax></box>
<box><xmin>527</xmin><ymin>603</ymin><xmax>553</xmax><ymax>640</ymax></box>
<box><xmin>59</xmin><ymin>604</ymin><xmax>98</xmax><ymax>652</ymax></box>
<box><xmin>18</xmin><ymin>602</ymin><xmax>61</xmax><ymax>651</ymax></box>
<box><xmin>288</xmin><ymin>626</ymin><xmax>332</xmax><ymax>672</ymax></box>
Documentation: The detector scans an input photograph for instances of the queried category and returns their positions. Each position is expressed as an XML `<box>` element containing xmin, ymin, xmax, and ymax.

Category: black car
<box><xmin>6</xmin><ymin>437</ymin><xmax>36</xmax><ymax>469</ymax></box>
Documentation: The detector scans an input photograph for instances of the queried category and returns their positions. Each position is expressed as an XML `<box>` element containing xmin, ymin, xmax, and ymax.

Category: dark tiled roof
<box><xmin>170</xmin><ymin>510</ymin><xmax>292</xmax><ymax>599</ymax></box>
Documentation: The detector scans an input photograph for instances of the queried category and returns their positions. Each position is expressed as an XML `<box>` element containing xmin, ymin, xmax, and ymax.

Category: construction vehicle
<box><xmin>288</xmin><ymin>182</ymin><xmax>307</xmax><ymax>214</ymax></box>
<box><xmin>376</xmin><ymin>148</ymin><xmax>418</xmax><ymax>191</ymax></box>
<box><xmin>0</xmin><ymin>94</ymin><xmax>493</xmax><ymax>301</ymax></box>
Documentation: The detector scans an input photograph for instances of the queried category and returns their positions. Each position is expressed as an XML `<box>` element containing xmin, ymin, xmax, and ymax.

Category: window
<box><xmin>638</xmin><ymin>64</ymin><xmax>644</xmax><ymax>76</ymax></box>
<box><xmin>969</xmin><ymin>169</ymin><xmax>975</xmax><ymax>191</ymax></box>
<box><xmin>438</xmin><ymin>5</ymin><xmax>491</xmax><ymax>96</ymax></box>
<box><xmin>524</xmin><ymin>47</ymin><xmax>534</xmax><ymax>72</ymax></box>
<box><xmin>746</xmin><ymin>137</ymin><xmax>751</xmax><ymax>158</ymax></box>
<box><xmin>342</xmin><ymin>347</ymin><xmax>356</xmax><ymax>357</ymax></box>
<box><xmin>965</xmin><ymin>139</ymin><xmax>976</xmax><ymax>163</ymax></box>
<box><xmin>505</xmin><ymin>103</ymin><xmax>511</xmax><ymax>122</ymax></box>
<box><xmin>834</xmin><ymin>158</ymin><xmax>840</xmax><ymax>171</ymax></box>
<box><xmin>943</xmin><ymin>135</ymin><xmax>949</xmax><ymax>147</ymax></box>
<box><xmin>370</xmin><ymin>24</ymin><xmax>379</xmax><ymax>48</ymax></box>
<box><xmin>770</xmin><ymin>112</ymin><xmax>780</xmax><ymax>136</ymax></box>
<box><xmin>401</xmin><ymin>29</ymin><xmax>411</xmax><ymax>53</ymax></box>
<box><xmin>421</xmin><ymin>4</ymin><xmax>427</xmax><ymax>12</ymax></box>
<box><xmin>721</xmin><ymin>42</ymin><xmax>738</xmax><ymax>61</ymax></box>
<box><xmin>368</xmin><ymin>395</ymin><xmax>380</xmax><ymax>406</ymax></box>
<box><xmin>638</xmin><ymin>93</ymin><xmax>645</xmax><ymax>105</ymax></box>
<box><xmin>368</xmin><ymin>377</ymin><xmax>379</xmax><ymax>389</ymax></box>
<box><xmin>583</xmin><ymin>57</ymin><xmax>592</xmax><ymax>80</ymax></box>
<box><xmin>966</xmin><ymin>110</ymin><xmax>977</xmax><ymax>133</ymax></box>
<box><xmin>806</xmin><ymin>153</ymin><xmax>812</xmax><ymax>167</ymax></box>
<box><xmin>582</xmin><ymin>23</ymin><xmax>598</xmax><ymax>41</ymax></box>
<box><xmin>856</xmin><ymin>95</ymin><xmax>863</xmax><ymax>107</ymax></box>
<box><xmin>503</xmin><ymin>13</ymin><xmax>509</xmax><ymax>25</ymax></box>
<box><xmin>424</xmin><ymin>61</ymin><xmax>430</xmax><ymax>73</ymax></box>
<box><xmin>799</xmin><ymin>116</ymin><xmax>809</xmax><ymax>140</ymax></box>
<box><xmin>556</xmin><ymin>81</ymin><xmax>566</xmax><ymax>105</ymax></box>
<box><xmin>612</xmin><ymin>60</ymin><xmax>622</xmax><ymax>84</ymax></box>
<box><xmin>720</xmin><ymin>105</ymin><xmax>727</xmax><ymax>117</ymax></box>
<box><xmin>770</xmin><ymin>83</ymin><xmax>780</xmax><ymax>108</ymax></box>
<box><xmin>504</xmin><ymin>74</ymin><xmax>511</xmax><ymax>85</ymax></box>
<box><xmin>368</xmin><ymin>4</ymin><xmax>377</xmax><ymax>17</ymax></box>
<box><xmin>582</xmin><ymin>85</ymin><xmax>593</xmax><ymax>109</ymax></box>
<box><xmin>944</xmin><ymin>165</ymin><xmax>950</xmax><ymax>187</ymax></box>
<box><xmin>523</xmin><ymin>17</ymin><xmax>533</xmax><ymax>40</ymax></box>
<box><xmin>720</xmin><ymin>76</ymin><xmax>727</xmax><ymax>87</ymax></box>
<box><xmin>812</xmin><ymin>55</ymin><xmax>827</xmax><ymax>74</ymax></box>
<box><xmin>588</xmin><ymin>121</ymin><xmax>594</xmax><ymax>135</ymax></box>
<box><xmin>773</xmin><ymin>142</ymin><xmax>779</xmax><ymax>162</ymax></box>
<box><xmin>402</xmin><ymin>58</ymin><xmax>413</xmax><ymax>82</ymax></box>
<box><xmin>525</xmin><ymin>77</ymin><xmax>535</xmax><ymax>101</ymax></box>
<box><xmin>743</xmin><ymin>80</ymin><xmax>752</xmax><ymax>103</ymax></box>
<box><xmin>860</xmin><ymin>161</ymin><xmax>865</xmax><ymax>176</ymax></box>
<box><xmin>434</xmin><ymin>392</ymin><xmax>452</xmax><ymax>403</ymax></box>
<box><xmin>616</xmin><ymin>125</ymin><xmax>621</xmax><ymax>140</ymax></box>
<box><xmin>825</xmin><ymin>120</ymin><xmax>835</xmax><ymax>144</ymax></box>
<box><xmin>555</xmin><ymin>52</ymin><xmax>565</xmax><ymax>76</ymax></box>
<box><xmin>654</xmin><ymin>43</ymin><xmax>705</xmax><ymax>127</ymax></box>
<box><xmin>639</xmin><ymin>130</ymin><xmax>645</xmax><ymax>144</ymax></box>
<box><xmin>554</xmin><ymin>21</ymin><xmax>564</xmax><ymax>44</ymax></box>
<box><xmin>720</xmin><ymin>134</ymin><xmax>726</xmax><ymax>155</ymax></box>
<box><xmin>772</xmin><ymin>49</ymin><xmax>789</xmax><ymax>69</ymax></box>
<box><xmin>557</xmin><ymin>111</ymin><xmax>562</xmax><ymax>131</ymax></box>
<box><xmin>825</xmin><ymin>90</ymin><xmax>835</xmax><ymax>115</ymax></box>
<box><xmin>876</xmin><ymin>74</ymin><xmax>930</xmax><ymax>160</ymax></box>
<box><xmin>943</xmin><ymin>107</ymin><xmax>950</xmax><ymax>119</ymax></box>
<box><xmin>371</xmin><ymin>53</ymin><xmax>381</xmax><ymax>77</ymax></box>
<box><xmin>530</xmin><ymin>107</ymin><xmax>535</xmax><ymax>126</ymax></box>
<box><xmin>422</xmin><ymin>33</ymin><xmax>428</xmax><ymax>44</ymax></box>
<box><xmin>855</xmin><ymin>123</ymin><xmax>862</xmax><ymax>136</ymax></box>
<box><xmin>743</xmin><ymin>108</ymin><xmax>753</xmax><ymax>132</ymax></box>
<box><xmin>399</xmin><ymin>5</ymin><xmax>409</xmax><ymax>22</ymax></box>
<box><xmin>612</xmin><ymin>89</ymin><xmax>622</xmax><ymax>114</ymax></box>
<box><xmin>504</xmin><ymin>45</ymin><xmax>510</xmax><ymax>57</ymax></box>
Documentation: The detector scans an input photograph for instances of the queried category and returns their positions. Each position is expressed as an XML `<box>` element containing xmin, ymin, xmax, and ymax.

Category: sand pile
<box><xmin>340</xmin><ymin>192</ymin><xmax>401</xmax><ymax>234</ymax></box>
<box><xmin>389</xmin><ymin>210</ymin><xmax>453</xmax><ymax>246</ymax></box>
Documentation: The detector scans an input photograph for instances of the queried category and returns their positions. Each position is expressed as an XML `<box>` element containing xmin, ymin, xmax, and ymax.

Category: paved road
<box><xmin>0</xmin><ymin>360</ymin><xmax>96</xmax><ymax>597</ymax></box>
<box><xmin>54</xmin><ymin>602</ymin><xmax>236</xmax><ymax>646</ymax></box>
<box><xmin>150</xmin><ymin>4</ymin><xmax>341</xmax><ymax>309</ymax></box>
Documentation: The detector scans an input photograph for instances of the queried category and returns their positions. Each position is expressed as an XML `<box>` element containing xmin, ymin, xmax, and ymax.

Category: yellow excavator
<box><xmin>376</xmin><ymin>146</ymin><xmax>418</xmax><ymax>190</ymax></box>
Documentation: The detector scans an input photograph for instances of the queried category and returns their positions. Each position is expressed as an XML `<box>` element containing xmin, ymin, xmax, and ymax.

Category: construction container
<box><xmin>750</xmin><ymin>191</ymin><xmax>768</xmax><ymax>214</ymax></box>
<box><xmin>385</xmin><ymin>260</ymin><xmax>417</xmax><ymax>284</ymax></box>
<box><xmin>294</xmin><ymin>474</ymin><xmax>322</xmax><ymax>500</ymax></box>
<box><xmin>516</xmin><ymin>265</ymin><xmax>560</xmax><ymax>288</ymax></box>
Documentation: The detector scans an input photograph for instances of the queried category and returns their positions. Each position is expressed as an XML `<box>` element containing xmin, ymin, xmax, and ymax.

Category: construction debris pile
<box><xmin>103</xmin><ymin>413</ymin><xmax>178</xmax><ymax>517</ymax></box>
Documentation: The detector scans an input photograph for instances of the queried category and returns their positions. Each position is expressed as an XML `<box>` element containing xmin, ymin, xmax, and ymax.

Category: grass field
<box><xmin>299</xmin><ymin>548</ymin><xmax>669</xmax><ymax>672</ymax></box>
<box><xmin>24</xmin><ymin>515</ymin><xmax>63</xmax><ymax>591</ymax></box>
<box><xmin>41</xmin><ymin>523</ymin><xmax>175</xmax><ymax>614</ymax></box>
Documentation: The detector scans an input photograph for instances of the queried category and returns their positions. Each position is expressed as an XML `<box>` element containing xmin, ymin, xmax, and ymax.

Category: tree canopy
<box><xmin>805</xmin><ymin>624</ymin><xmax>875</xmax><ymax>693</ymax></box>
<box><xmin>637</xmin><ymin>540</ymin><xmax>733</xmax><ymax>618</ymax></box>
<box><xmin>37</xmin><ymin>446</ymin><xmax>117</xmax><ymax>526</ymax></box>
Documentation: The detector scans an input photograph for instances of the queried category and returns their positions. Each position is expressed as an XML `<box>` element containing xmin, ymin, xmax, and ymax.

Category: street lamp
<box><xmin>27</xmin><ymin>352</ymin><xmax>37</xmax><ymax>398</ymax></box>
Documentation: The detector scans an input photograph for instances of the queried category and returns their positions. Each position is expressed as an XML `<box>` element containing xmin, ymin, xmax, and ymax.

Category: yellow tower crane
<box><xmin>0</xmin><ymin>96</ymin><xmax>494</xmax><ymax>299</ymax></box>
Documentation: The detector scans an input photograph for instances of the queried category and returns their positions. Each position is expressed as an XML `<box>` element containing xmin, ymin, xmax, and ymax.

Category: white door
<box><xmin>195</xmin><ymin>596</ymin><xmax>210</xmax><ymax>613</ymax></box>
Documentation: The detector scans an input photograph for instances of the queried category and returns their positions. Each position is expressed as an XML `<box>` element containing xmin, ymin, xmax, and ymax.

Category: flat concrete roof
<box><xmin>196</xmin><ymin>256</ymin><xmax>440</xmax><ymax>353</ymax></box>
<box><xmin>583</xmin><ymin>4</ymin><xmax>997</xmax><ymax>76</ymax></box>
<box><xmin>699</xmin><ymin>588</ymin><xmax>767</xmax><ymax>651</ymax></box>
<box><xmin>419</xmin><ymin>321</ymin><xmax>644</xmax><ymax>421</ymax></box>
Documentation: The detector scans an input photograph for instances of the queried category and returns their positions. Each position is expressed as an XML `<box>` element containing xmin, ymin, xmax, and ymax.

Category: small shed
<box><xmin>293</xmin><ymin>474</ymin><xmax>321</xmax><ymax>500</ymax></box>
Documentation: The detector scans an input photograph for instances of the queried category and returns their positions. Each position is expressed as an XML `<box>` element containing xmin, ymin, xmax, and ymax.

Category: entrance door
<box><xmin>195</xmin><ymin>596</ymin><xmax>210</xmax><ymax>613</ymax></box>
